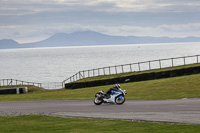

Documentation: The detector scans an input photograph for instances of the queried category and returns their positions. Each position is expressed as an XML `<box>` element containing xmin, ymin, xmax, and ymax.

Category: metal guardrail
<box><xmin>0</xmin><ymin>79</ymin><xmax>42</xmax><ymax>88</ymax></box>
<box><xmin>0</xmin><ymin>79</ymin><xmax>63</xmax><ymax>90</ymax></box>
<box><xmin>62</xmin><ymin>54</ymin><xmax>200</xmax><ymax>86</ymax></box>
<box><xmin>41</xmin><ymin>82</ymin><xmax>63</xmax><ymax>90</ymax></box>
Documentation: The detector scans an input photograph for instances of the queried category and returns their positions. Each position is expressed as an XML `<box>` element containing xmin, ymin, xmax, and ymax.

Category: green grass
<box><xmin>0</xmin><ymin>115</ymin><xmax>199</xmax><ymax>133</ymax></box>
<box><xmin>1</xmin><ymin>73</ymin><xmax>200</xmax><ymax>102</ymax></box>
<box><xmin>76</xmin><ymin>63</ymin><xmax>200</xmax><ymax>82</ymax></box>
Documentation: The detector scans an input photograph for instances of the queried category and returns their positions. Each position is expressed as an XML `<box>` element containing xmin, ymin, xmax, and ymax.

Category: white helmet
<box><xmin>115</xmin><ymin>84</ymin><xmax>120</xmax><ymax>89</ymax></box>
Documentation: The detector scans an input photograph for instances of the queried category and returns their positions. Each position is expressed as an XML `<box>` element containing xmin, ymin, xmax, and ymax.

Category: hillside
<box><xmin>1</xmin><ymin>73</ymin><xmax>200</xmax><ymax>101</ymax></box>
<box><xmin>0</xmin><ymin>39</ymin><xmax>20</xmax><ymax>49</ymax></box>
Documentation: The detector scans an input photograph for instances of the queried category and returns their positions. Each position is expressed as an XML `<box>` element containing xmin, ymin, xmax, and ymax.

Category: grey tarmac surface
<box><xmin>0</xmin><ymin>99</ymin><xmax>200</xmax><ymax>125</ymax></box>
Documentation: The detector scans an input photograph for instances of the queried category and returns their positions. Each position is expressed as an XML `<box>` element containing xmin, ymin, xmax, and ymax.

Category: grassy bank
<box><xmin>76</xmin><ymin>63</ymin><xmax>200</xmax><ymax>82</ymax></box>
<box><xmin>1</xmin><ymin>73</ymin><xmax>200</xmax><ymax>102</ymax></box>
<box><xmin>0</xmin><ymin>115</ymin><xmax>199</xmax><ymax>133</ymax></box>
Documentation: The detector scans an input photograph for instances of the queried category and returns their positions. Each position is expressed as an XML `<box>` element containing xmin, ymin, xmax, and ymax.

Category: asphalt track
<box><xmin>0</xmin><ymin>99</ymin><xmax>200</xmax><ymax>125</ymax></box>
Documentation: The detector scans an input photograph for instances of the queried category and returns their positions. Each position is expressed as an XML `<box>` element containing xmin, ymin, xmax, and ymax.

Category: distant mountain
<box><xmin>21</xmin><ymin>31</ymin><xmax>200</xmax><ymax>47</ymax></box>
<box><xmin>1</xmin><ymin>31</ymin><xmax>200</xmax><ymax>49</ymax></box>
<box><xmin>0</xmin><ymin>39</ymin><xmax>20</xmax><ymax>49</ymax></box>
<box><xmin>22</xmin><ymin>31</ymin><xmax>115</xmax><ymax>47</ymax></box>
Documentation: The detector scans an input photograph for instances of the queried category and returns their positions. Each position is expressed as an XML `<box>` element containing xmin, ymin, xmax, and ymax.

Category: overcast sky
<box><xmin>1</xmin><ymin>0</ymin><xmax>200</xmax><ymax>43</ymax></box>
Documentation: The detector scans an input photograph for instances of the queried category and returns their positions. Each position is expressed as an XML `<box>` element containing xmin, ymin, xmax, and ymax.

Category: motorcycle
<box><xmin>94</xmin><ymin>88</ymin><xmax>127</xmax><ymax>105</ymax></box>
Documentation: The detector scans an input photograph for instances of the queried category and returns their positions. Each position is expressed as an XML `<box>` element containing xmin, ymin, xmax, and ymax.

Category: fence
<box><xmin>62</xmin><ymin>54</ymin><xmax>200</xmax><ymax>85</ymax></box>
<box><xmin>0</xmin><ymin>79</ymin><xmax>63</xmax><ymax>90</ymax></box>
<box><xmin>41</xmin><ymin>82</ymin><xmax>63</xmax><ymax>90</ymax></box>
<box><xmin>0</xmin><ymin>79</ymin><xmax>42</xmax><ymax>88</ymax></box>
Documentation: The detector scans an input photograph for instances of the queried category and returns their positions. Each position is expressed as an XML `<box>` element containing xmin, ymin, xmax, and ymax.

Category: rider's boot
<box><xmin>105</xmin><ymin>94</ymin><xmax>110</xmax><ymax>99</ymax></box>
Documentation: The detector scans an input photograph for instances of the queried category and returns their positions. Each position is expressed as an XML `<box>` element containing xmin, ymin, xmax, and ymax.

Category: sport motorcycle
<box><xmin>94</xmin><ymin>88</ymin><xmax>127</xmax><ymax>105</ymax></box>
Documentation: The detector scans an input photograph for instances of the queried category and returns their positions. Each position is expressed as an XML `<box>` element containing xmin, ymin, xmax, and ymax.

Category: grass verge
<box><xmin>0</xmin><ymin>115</ymin><xmax>199</xmax><ymax>133</ymax></box>
<box><xmin>1</xmin><ymin>73</ymin><xmax>200</xmax><ymax>102</ymax></box>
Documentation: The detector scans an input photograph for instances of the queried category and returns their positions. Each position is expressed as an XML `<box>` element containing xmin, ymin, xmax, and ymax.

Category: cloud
<box><xmin>158</xmin><ymin>23</ymin><xmax>200</xmax><ymax>32</ymax></box>
<box><xmin>90</xmin><ymin>23</ymin><xmax>200</xmax><ymax>37</ymax></box>
<box><xmin>1</xmin><ymin>0</ymin><xmax>200</xmax><ymax>15</ymax></box>
<box><xmin>1</xmin><ymin>0</ymin><xmax>200</xmax><ymax>42</ymax></box>
<box><xmin>1</xmin><ymin>23</ymin><xmax>200</xmax><ymax>43</ymax></box>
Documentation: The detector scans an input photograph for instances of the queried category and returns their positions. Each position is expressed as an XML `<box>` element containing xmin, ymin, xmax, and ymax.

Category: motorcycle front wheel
<box><xmin>94</xmin><ymin>97</ymin><xmax>103</xmax><ymax>105</ymax></box>
<box><xmin>115</xmin><ymin>95</ymin><xmax>125</xmax><ymax>105</ymax></box>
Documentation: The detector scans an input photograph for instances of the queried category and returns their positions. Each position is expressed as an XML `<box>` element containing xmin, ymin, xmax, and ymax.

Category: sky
<box><xmin>1</xmin><ymin>0</ymin><xmax>200</xmax><ymax>43</ymax></box>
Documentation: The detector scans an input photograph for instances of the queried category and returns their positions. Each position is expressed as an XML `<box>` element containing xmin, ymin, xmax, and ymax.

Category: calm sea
<box><xmin>0</xmin><ymin>42</ymin><xmax>200</xmax><ymax>83</ymax></box>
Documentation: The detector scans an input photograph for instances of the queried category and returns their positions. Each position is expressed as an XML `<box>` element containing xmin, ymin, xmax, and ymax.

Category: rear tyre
<box><xmin>115</xmin><ymin>95</ymin><xmax>125</xmax><ymax>105</ymax></box>
<box><xmin>94</xmin><ymin>97</ymin><xmax>103</xmax><ymax>105</ymax></box>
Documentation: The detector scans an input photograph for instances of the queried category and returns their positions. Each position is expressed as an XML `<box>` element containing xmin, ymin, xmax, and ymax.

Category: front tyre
<box><xmin>115</xmin><ymin>95</ymin><xmax>125</xmax><ymax>105</ymax></box>
<box><xmin>94</xmin><ymin>97</ymin><xmax>103</xmax><ymax>105</ymax></box>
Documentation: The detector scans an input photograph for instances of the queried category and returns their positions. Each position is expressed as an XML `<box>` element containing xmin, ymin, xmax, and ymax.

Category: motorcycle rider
<box><xmin>105</xmin><ymin>84</ymin><xmax>120</xmax><ymax>98</ymax></box>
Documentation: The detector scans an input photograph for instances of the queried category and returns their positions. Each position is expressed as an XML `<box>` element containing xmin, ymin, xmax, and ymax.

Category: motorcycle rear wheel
<box><xmin>94</xmin><ymin>97</ymin><xmax>103</xmax><ymax>105</ymax></box>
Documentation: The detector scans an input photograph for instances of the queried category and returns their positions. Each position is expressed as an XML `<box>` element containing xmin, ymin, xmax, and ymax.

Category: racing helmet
<box><xmin>115</xmin><ymin>84</ymin><xmax>120</xmax><ymax>89</ymax></box>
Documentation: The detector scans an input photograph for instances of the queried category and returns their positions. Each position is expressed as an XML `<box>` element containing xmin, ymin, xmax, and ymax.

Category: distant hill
<box><xmin>22</xmin><ymin>31</ymin><xmax>200</xmax><ymax>48</ymax></box>
<box><xmin>1</xmin><ymin>31</ymin><xmax>200</xmax><ymax>49</ymax></box>
<box><xmin>0</xmin><ymin>39</ymin><xmax>20</xmax><ymax>49</ymax></box>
